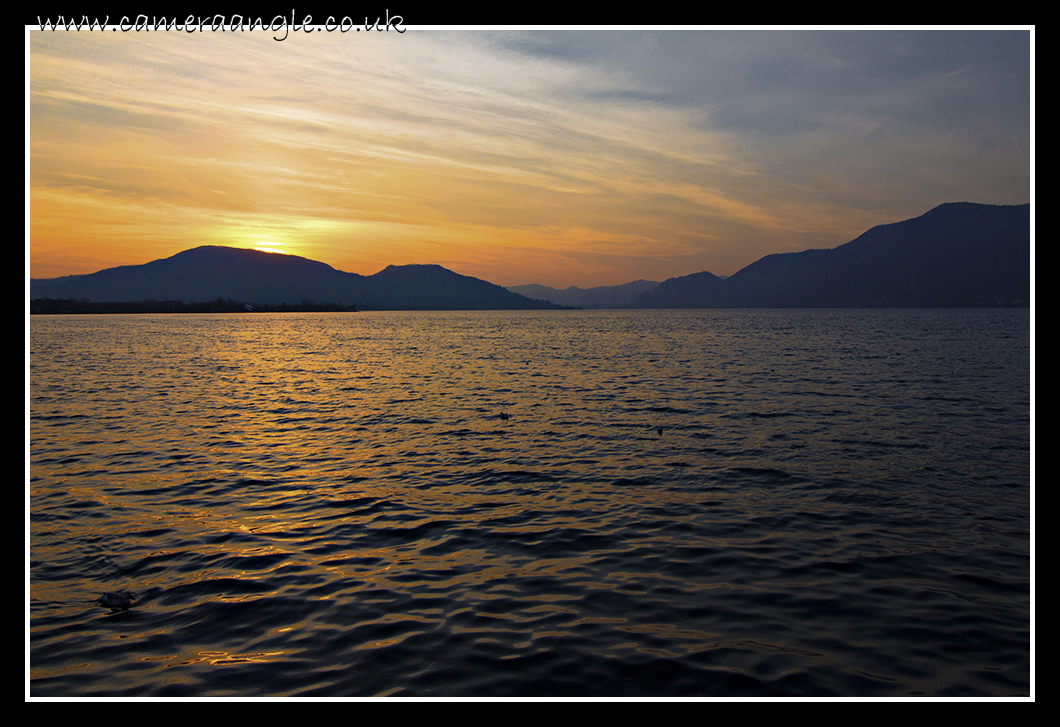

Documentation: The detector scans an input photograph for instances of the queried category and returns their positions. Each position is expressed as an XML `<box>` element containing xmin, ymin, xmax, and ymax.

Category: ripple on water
<box><xmin>30</xmin><ymin>310</ymin><xmax>1030</xmax><ymax>696</ymax></box>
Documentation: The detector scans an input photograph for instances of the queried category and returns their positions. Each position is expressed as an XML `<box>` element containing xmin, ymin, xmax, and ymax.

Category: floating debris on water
<box><xmin>97</xmin><ymin>591</ymin><xmax>135</xmax><ymax>609</ymax></box>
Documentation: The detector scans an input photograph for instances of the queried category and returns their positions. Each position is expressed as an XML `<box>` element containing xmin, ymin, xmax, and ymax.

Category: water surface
<box><xmin>29</xmin><ymin>309</ymin><xmax>1031</xmax><ymax>697</ymax></box>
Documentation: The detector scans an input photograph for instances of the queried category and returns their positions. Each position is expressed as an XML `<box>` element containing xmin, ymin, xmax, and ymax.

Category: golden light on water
<box><xmin>29</xmin><ymin>304</ymin><xmax>1032</xmax><ymax>696</ymax></box>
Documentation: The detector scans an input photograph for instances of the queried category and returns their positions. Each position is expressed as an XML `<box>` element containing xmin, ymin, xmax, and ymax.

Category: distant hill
<box><xmin>631</xmin><ymin>202</ymin><xmax>1030</xmax><ymax>308</ymax></box>
<box><xmin>30</xmin><ymin>246</ymin><xmax>562</xmax><ymax>311</ymax></box>
<box><xmin>30</xmin><ymin>202</ymin><xmax>1030</xmax><ymax>311</ymax></box>
<box><xmin>507</xmin><ymin>279</ymin><xmax>660</xmax><ymax>308</ymax></box>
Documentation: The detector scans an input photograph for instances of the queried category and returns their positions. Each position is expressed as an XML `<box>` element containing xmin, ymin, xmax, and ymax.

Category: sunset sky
<box><xmin>28</xmin><ymin>25</ymin><xmax>1032</xmax><ymax>288</ymax></box>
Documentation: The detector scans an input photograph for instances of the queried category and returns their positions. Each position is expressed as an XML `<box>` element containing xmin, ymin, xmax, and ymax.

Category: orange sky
<box><xmin>28</xmin><ymin>26</ymin><xmax>1032</xmax><ymax>288</ymax></box>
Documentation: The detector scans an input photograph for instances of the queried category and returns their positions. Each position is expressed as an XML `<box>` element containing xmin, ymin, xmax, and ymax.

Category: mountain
<box><xmin>30</xmin><ymin>246</ymin><xmax>562</xmax><ymax>310</ymax></box>
<box><xmin>631</xmin><ymin>202</ymin><xmax>1030</xmax><ymax>308</ymax></box>
<box><xmin>624</xmin><ymin>271</ymin><xmax>729</xmax><ymax>309</ymax></box>
<box><xmin>29</xmin><ymin>202</ymin><xmax>1030</xmax><ymax>311</ymax></box>
<box><xmin>354</xmin><ymin>263</ymin><xmax>560</xmax><ymax>310</ymax></box>
<box><xmin>506</xmin><ymin>279</ymin><xmax>661</xmax><ymax>308</ymax></box>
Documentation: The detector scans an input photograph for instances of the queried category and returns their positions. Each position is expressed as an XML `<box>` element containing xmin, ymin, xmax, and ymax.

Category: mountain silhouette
<box><xmin>30</xmin><ymin>202</ymin><xmax>1030</xmax><ymax>310</ymax></box>
<box><xmin>631</xmin><ymin>202</ymin><xmax>1030</xmax><ymax>308</ymax></box>
<box><xmin>30</xmin><ymin>246</ymin><xmax>561</xmax><ymax>310</ymax></box>
<box><xmin>506</xmin><ymin>280</ymin><xmax>661</xmax><ymax>308</ymax></box>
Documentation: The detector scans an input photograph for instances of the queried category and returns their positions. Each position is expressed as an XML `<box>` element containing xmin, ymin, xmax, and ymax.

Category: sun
<box><xmin>251</xmin><ymin>243</ymin><xmax>286</xmax><ymax>255</ymax></box>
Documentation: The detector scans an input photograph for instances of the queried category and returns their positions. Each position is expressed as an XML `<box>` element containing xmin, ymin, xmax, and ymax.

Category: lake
<box><xmin>28</xmin><ymin>309</ymin><xmax>1032</xmax><ymax>697</ymax></box>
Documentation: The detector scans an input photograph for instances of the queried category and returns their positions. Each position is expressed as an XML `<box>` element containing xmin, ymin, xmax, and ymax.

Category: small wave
<box><xmin>611</xmin><ymin>476</ymin><xmax>654</xmax><ymax>487</ymax></box>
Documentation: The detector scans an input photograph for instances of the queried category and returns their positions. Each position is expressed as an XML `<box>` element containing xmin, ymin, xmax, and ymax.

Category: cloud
<box><xmin>29</xmin><ymin>28</ymin><xmax>1031</xmax><ymax>287</ymax></box>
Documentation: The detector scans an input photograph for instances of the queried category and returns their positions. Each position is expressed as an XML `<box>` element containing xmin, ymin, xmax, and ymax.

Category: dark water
<box><xmin>28</xmin><ymin>309</ymin><xmax>1031</xmax><ymax>697</ymax></box>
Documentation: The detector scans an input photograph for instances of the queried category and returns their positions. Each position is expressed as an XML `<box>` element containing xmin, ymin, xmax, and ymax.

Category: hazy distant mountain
<box><xmin>506</xmin><ymin>279</ymin><xmax>660</xmax><ymax>308</ymax></box>
<box><xmin>624</xmin><ymin>271</ymin><xmax>729</xmax><ymax>309</ymax></box>
<box><xmin>30</xmin><ymin>202</ymin><xmax>1030</xmax><ymax>311</ymax></box>
<box><xmin>631</xmin><ymin>202</ymin><xmax>1030</xmax><ymax>308</ymax></box>
<box><xmin>30</xmin><ymin>246</ymin><xmax>562</xmax><ymax>310</ymax></box>
<box><xmin>354</xmin><ymin>264</ymin><xmax>561</xmax><ymax>310</ymax></box>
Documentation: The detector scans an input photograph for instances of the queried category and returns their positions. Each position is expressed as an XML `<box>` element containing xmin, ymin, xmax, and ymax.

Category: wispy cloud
<box><xmin>29</xmin><ymin>27</ymin><xmax>1030</xmax><ymax>286</ymax></box>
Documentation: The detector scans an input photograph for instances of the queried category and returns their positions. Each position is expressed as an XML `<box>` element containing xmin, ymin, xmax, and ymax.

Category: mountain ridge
<box><xmin>630</xmin><ymin>201</ymin><xmax>1029</xmax><ymax>308</ymax></box>
<box><xmin>510</xmin><ymin>202</ymin><xmax>1028</xmax><ymax>308</ymax></box>
<box><xmin>30</xmin><ymin>246</ymin><xmax>562</xmax><ymax>310</ymax></box>
<box><xmin>30</xmin><ymin>202</ymin><xmax>1030</xmax><ymax>310</ymax></box>
<box><xmin>506</xmin><ymin>279</ymin><xmax>662</xmax><ymax>309</ymax></box>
